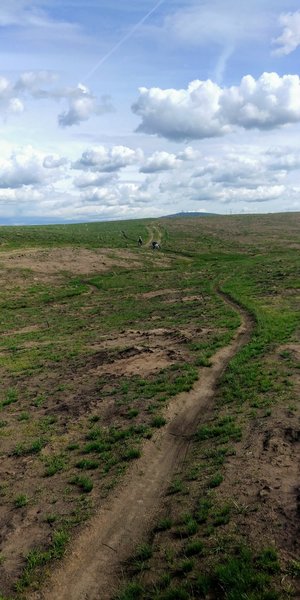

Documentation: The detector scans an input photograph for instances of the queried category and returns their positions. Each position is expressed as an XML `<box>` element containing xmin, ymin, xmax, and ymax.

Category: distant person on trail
<box><xmin>138</xmin><ymin>236</ymin><xmax>143</xmax><ymax>246</ymax></box>
<box><xmin>151</xmin><ymin>241</ymin><xmax>160</xmax><ymax>250</ymax></box>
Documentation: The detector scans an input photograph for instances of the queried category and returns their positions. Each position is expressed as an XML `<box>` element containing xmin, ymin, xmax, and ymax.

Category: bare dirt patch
<box><xmin>0</xmin><ymin>247</ymin><xmax>143</xmax><ymax>275</ymax></box>
<box><xmin>139</xmin><ymin>289</ymin><xmax>177</xmax><ymax>299</ymax></box>
<box><xmin>219</xmin><ymin>410</ymin><xmax>300</xmax><ymax>553</ymax></box>
<box><xmin>87</xmin><ymin>324</ymin><xmax>209</xmax><ymax>377</ymax></box>
<box><xmin>0</xmin><ymin>317</ymin><xmax>211</xmax><ymax>594</ymax></box>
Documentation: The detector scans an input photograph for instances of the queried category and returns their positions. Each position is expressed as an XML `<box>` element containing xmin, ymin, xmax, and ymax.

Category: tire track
<box><xmin>146</xmin><ymin>225</ymin><xmax>162</xmax><ymax>247</ymax></box>
<box><xmin>31</xmin><ymin>290</ymin><xmax>253</xmax><ymax>600</ymax></box>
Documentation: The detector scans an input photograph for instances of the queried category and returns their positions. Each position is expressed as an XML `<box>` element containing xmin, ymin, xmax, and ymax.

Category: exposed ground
<box><xmin>0</xmin><ymin>214</ymin><xmax>299</xmax><ymax>600</ymax></box>
<box><xmin>31</xmin><ymin>292</ymin><xmax>252</xmax><ymax>600</ymax></box>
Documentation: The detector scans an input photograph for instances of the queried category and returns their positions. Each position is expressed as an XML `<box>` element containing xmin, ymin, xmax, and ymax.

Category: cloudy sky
<box><xmin>1</xmin><ymin>0</ymin><xmax>300</xmax><ymax>223</ymax></box>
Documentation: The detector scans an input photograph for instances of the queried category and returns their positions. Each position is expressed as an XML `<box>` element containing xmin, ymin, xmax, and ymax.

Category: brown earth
<box><xmin>0</xmin><ymin>247</ymin><xmax>144</xmax><ymax>276</ymax></box>
<box><xmin>31</xmin><ymin>292</ymin><xmax>252</xmax><ymax>600</ymax></box>
<box><xmin>0</xmin><ymin>217</ymin><xmax>298</xmax><ymax>599</ymax></box>
<box><xmin>0</xmin><ymin>263</ymin><xmax>215</xmax><ymax>595</ymax></box>
<box><xmin>215</xmin><ymin>341</ymin><xmax>300</xmax><ymax>562</ymax></box>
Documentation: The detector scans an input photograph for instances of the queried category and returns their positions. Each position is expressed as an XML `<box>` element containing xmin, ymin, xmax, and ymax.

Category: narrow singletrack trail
<box><xmin>146</xmin><ymin>224</ymin><xmax>162</xmax><ymax>247</ymax></box>
<box><xmin>32</xmin><ymin>291</ymin><xmax>253</xmax><ymax>600</ymax></box>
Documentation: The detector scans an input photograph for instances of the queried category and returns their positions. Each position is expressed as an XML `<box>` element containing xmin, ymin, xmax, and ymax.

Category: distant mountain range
<box><xmin>163</xmin><ymin>211</ymin><xmax>218</xmax><ymax>218</ymax></box>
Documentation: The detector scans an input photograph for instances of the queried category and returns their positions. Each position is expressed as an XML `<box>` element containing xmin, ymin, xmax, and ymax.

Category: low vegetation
<box><xmin>0</xmin><ymin>213</ymin><xmax>299</xmax><ymax>598</ymax></box>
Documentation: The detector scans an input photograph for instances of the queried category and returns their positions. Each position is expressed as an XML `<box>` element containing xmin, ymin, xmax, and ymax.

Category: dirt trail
<box><xmin>146</xmin><ymin>225</ymin><xmax>162</xmax><ymax>247</ymax></box>
<box><xmin>32</xmin><ymin>292</ymin><xmax>253</xmax><ymax>600</ymax></box>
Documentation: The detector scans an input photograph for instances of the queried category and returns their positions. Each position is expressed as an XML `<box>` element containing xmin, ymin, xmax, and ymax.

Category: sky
<box><xmin>1</xmin><ymin>0</ymin><xmax>300</xmax><ymax>224</ymax></box>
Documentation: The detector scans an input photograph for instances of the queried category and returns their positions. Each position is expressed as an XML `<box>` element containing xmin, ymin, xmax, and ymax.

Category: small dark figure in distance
<box><xmin>138</xmin><ymin>236</ymin><xmax>143</xmax><ymax>246</ymax></box>
<box><xmin>151</xmin><ymin>241</ymin><xmax>160</xmax><ymax>250</ymax></box>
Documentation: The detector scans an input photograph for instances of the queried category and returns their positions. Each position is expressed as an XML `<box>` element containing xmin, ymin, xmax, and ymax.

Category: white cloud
<box><xmin>73</xmin><ymin>172</ymin><xmax>117</xmax><ymax>188</ymax></box>
<box><xmin>78</xmin><ymin>183</ymin><xmax>152</xmax><ymax>221</ymax></box>
<box><xmin>0</xmin><ymin>186</ymin><xmax>44</xmax><ymax>204</ymax></box>
<box><xmin>163</xmin><ymin>1</ymin><xmax>271</xmax><ymax>47</ymax></box>
<box><xmin>140</xmin><ymin>151</ymin><xmax>180</xmax><ymax>173</ymax></box>
<box><xmin>0</xmin><ymin>73</ymin><xmax>113</xmax><ymax>127</ymax></box>
<box><xmin>193</xmin><ymin>151</ymin><xmax>285</xmax><ymax>187</ymax></box>
<box><xmin>0</xmin><ymin>76</ymin><xmax>24</xmax><ymax>116</ymax></box>
<box><xmin>266</xmin><ymin>146</ymin><xmax>300</xmax><ymax>171</ymax></box>
<box><xmin>73</xmin><ymin>145</ymin><xmax>143</xmax><ymax>172</ymax></box>
<box><xmin>220</xmin><ymin>185</ymin><xmax>285</xmax><ymax>204</ymax></box>
<box><xmin>133</xmin><ymin>72</ymin><xmax>300</xmax><ymax>141</ymax></box>
<box><xmin>58</xmin><ymin>85</ymin><xmax>114</xmax><ymax>128</ymax></box>
<box><xmin>15</xmin><ymin>70</ymin><xmax>58</xmax><ymax>93</ymax></box>
<box><xmin>0</xmin><ymin>147</ymin><xmax>56</xmax><ymax>189</ymax></box>
<box><xmin>133</xmin><ymin>80</ymin><xmax>227</xmax><ymax>140</ymax></box>
<box><xmin>177</xmin><ymin>146</ymin><xmax>201</xmax><ymax>161</ymax></box>
<box><xmin>273</xmin><ymin>11</ymin><xmax>300</xmax><ymax>56</ymax></box>
<box><xmin>0</xmin><ymin>1</ymin><xmax>47</xmax><ymax>27</ymax></box>
<box><xmin>1</xmin><ymin>141</ymin><xmax>300</xmax><ymax>224</ymax></box>
<box><xmin>158</xmin><ymin>1</ymin><xmax>273</xmax><ymax>82</ymax></box>
<box><xmin>43</xmin><ymin>154</ymin><xmax>68</xmax><ymax>169</ymax></box>
<box><xmin>0</xmin><ymin>1</ymin><xmax>84</xmax><ymax>43</ymax></box>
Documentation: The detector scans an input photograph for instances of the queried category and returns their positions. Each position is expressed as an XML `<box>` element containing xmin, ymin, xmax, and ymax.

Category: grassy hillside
<box><xmin>0</xmin><ymin>213</ymin><xmax>299</xmax><ymax>599</ymax></box>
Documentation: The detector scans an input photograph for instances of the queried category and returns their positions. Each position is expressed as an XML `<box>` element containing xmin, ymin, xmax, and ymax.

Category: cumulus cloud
<box><xmin>0</xmin><ymin>72</ymin><xmax>113</xmax><ymax>127</ymax></box>
<box><xmin>58</xmin><ymin>85</ymin><xmax>114</xmax><ymax>127</ymax></box>
<box><xmin>193</xmin><ymin>152</ymin><xmax>284</xmax><ymax>188</ymax></box>
<box><xmin>43</xmin><ymin>154</ymin><xmax>68</xmax><ymax>169</ymax></box>
<box><xmin>15</xmin><ymin>70</ymin><xmax>58</xmax><ymax>93</ymax></box>
<box><xmin>73</xmin><ymin>145</ymin><xmax>143</xmax><ymax>172</ymax></box>
<box><xmin>219</xmin><ymin>185</ymin><xmax>285</xmax><ymax>204</ymax></box>
<box><xmin>273</xmin><ymin>11</ymin><xmax>300</xmax><ymax>56</ymax></box>
<box><xmin>133</xmin><ymin>79</ymin><xmax>227</xmax><ymax>141</ymax></box>
<box><xmin>0</xmin><ymin>76</ymin><xmax>24</xmax><ymax>116</ymax></box>
<box><xmin>79</xmin><ymin>183</ymin><xmax>152</xmax><ymax>218</ymax></box>
<box><xmin>133</xmin><ymin>72</ymin><xmax>300</xmax><ymax>141</ymax></box>
<box><xmin>266</xmin><ymin>147</ymin><xmax>300</xmax><ymax>171</ymax></box>
<box><xmin>177</xmin><ymin>146</ymin><xmax>201</xmax><ymax>161</ymax></box>
<box><xmin>140</xmin><ymin>151</ymin><xmax>180</xmax><ymax>173</ymax></box>
<box><xmin>2</xmin><ymin>141</ymin><xmax>300</xmax><ymax>224</ymax></box>
<box><xmin>153</xmin><ymin>142</ymin><xmax>300</xmax><ymax>211</ymax></box>
<box><xmin>73</xmin><ymin>172</ymin><xmax>117</xmax><ymax>188</ymax></box>
<box><xmin>0</xmin><ymin>147</ymin><xmax>56</xmax><ymax>189</ymax></box>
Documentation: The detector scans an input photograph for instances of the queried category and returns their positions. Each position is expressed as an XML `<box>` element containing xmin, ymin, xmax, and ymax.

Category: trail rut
<box><xmin>31</xmin><ymin>291</ymin><xmax>253</xmax><ymax>600</ymax></box>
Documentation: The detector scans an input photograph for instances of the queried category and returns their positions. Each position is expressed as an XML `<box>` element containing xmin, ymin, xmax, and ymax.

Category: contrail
<box><xmin>83</xmin><ymin>0</ymin><xmax>165</xmax><ymax>83</ymax></box>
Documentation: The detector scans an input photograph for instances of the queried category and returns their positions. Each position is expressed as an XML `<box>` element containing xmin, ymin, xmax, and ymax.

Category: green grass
<box><xmin>122</xmin><ymin>448</ymin><xmax>141</xmax><ymax>461</ymax></box>
<box><xmin>151</xmin><ymin>416</ymin><xmax>167</xmax><ymax>428</ymax></box>
<box><xmin>211</xmin><ymin>547</ymin><xmax>280</xmax><ymax>600</ymax></box>
<box><xmin>16</xmin><ymin>529</ymin><xmax>70</xmax><ymax>592</ymax></box>
<box><xmin>184</xmin><ymin>540</ymin><xmax>204</xmax><ymax>556</ymax></box>
<box><xmin>70</xmin><ymin>475</ymin><xmax>94</xmax><ymax>493</ymax></box>
<box><xmin>196</xmin><ymin>417</ymin><xmax>242</xmax><ymax>443</ymax></box>
<box><xmin>12</xmin><ymin>437</ymin><xmax>46</xmax><ymax>456</ymax></box>
<box><xmin>44</xmin><ymin>454</ymin><xmax>66</xmax><ymax>477</ymax></box>
<box><xmin>155</xmin><ymin>517</ymin><xmax>173</xmax><ymax>532</ymax></box>
<box><xmin>0</xmin><ymin>214</ymin><xmax>299</xmax><ymax>598</ymax></box>
<box><xmin>167</xmin><ymin>478</ymin><xmax>185</xmax><ymax>495</ymax></box>
<box><xmin>111</xmin><ymin>216</ymin><xmax>299</xmax><ymax>600</ymax></box>
<box><xmin>14</xmin><ymin>494</ymin><xmax>29</xmax><ymax>508</ymax></box>
<box><xmin>0</xmin><ymin>388</ymin><xmax>18</xmax><ymax>409</ymax></box>
<box><xmin>0</xmin><ymin>220</ymin><xmax>151</xmax><ymax>251</ymax></box>
<box><xmin>116</xmin><ymin>582</ymin><xmax>144</xmax><ymax>600</ymax></box>
<box><xmin>76</xmin><ymin>459</ymin><xmax>99</xmax><ymax>470</ymax></box>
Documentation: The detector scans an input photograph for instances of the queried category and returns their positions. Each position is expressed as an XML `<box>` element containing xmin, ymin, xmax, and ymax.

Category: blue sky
<box><xmin>1</xmin><ymin>0</ymin><xmax>300</xmax><ymax>223</ymax></box>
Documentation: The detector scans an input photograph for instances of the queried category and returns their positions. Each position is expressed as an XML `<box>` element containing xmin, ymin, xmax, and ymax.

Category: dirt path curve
<box><xmin>146</xmin><ymin>224</ymin><xmax>162</xmax><ymax>247</ymax></box>
<box><xmin>32</xmin><ymin>291</ymin><xmax>253</xmax><ymax>600</ymax></box>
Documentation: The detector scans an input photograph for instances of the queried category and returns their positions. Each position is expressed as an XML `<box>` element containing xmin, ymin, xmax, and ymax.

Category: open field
<box><xmin>0</xmin><ymin>213</ymin><xmax>299</xmax><ymax>600</ymax></box>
